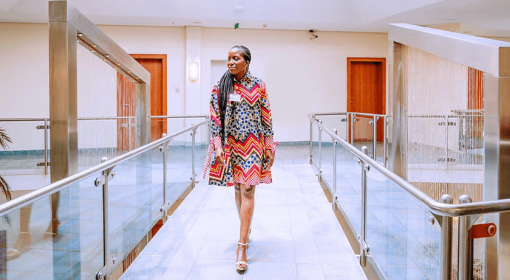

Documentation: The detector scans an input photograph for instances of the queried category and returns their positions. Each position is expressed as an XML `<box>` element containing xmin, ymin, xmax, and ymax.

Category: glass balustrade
<box><xmin>0</xmin><ymin>120</ymin><xmax>49</xmax><ymax>175</ymax></box>
<box><xmin>0</xmin><ymin>172</ymin><xmax>104</xmax><ymax>279</ymax></box>
<box><xmin>0</xmin><ymin>120</ymin><xmax>207</xmax><ymax>279</ymax></box>
<box><xmin>365</xmin><ymin>167</ymin><xmax>441</xmax><ymax>280</ymax></box>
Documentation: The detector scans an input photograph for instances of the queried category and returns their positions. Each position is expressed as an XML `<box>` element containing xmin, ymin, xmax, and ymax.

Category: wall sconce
<box><xmin>188</xmin><ymin>62</ymin><xmax>199</xmax><ymax>82</ymax></box>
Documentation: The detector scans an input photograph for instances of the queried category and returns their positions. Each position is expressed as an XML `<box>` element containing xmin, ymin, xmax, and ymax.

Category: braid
<box><xmin>218</xmin><ymin>70</ymin><xmax>234</xmax><ymax>138</ymax></box>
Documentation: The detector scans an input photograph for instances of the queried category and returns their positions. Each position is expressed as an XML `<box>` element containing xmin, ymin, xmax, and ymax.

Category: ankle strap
<box><xmin>238</xmin><ymin>242</ymin><xmax>249</xmax><ymax>247</ymax></box>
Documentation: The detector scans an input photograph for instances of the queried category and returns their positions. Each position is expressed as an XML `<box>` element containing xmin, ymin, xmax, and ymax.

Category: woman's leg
<box><xmin>236</xmin><ymin>183</ymin><xmax>256</xmax><ymax>269</ymax></box>
<box><xmin>234</xmin><ymin>183</ymin><xmax>241</xmax><ymax>219</ymax></box>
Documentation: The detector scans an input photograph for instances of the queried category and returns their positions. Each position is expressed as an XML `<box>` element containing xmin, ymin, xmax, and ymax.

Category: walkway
<box><xmin>121</xmin><ymin>145</ymin><xmax>366</xmax><ymax>280</ymax></box>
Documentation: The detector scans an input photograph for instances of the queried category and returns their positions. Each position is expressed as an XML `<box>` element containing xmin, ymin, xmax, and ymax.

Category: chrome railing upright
<box><xmin>308</xmin><ymin>114</ymin><xmax>509</xmax><ymax>280</ymax></box>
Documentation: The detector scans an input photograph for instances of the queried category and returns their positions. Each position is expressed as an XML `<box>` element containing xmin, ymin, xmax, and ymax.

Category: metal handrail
<box><xmin>151</xmin><ymin>115</ymin><xmax>208</xmax><ymax>119</ymax></box>
<box><xmin>0</xmin><ymin>115</ymin><xmax>209</xmax><ymax>122</ymax></box>
<box><xmin>0</xmin><ymin>119</ymin><xmax>209</xmax><ymax>216</ymax></box>
<box><xmin>0</xmin><ymin>117</ymin><xmax>136</xmax><ymax>122</ymax></box>
<box><xmin>308</xmin><ymin>114</ymin><xmax>510</xmax><ymax>217</ymax></box>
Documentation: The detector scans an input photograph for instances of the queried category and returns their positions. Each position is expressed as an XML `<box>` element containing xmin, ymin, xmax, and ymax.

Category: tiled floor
<box><xmin>121</xmin><ymin>145</ymin><xmax>367</xmax><ymax>280</ymax></box>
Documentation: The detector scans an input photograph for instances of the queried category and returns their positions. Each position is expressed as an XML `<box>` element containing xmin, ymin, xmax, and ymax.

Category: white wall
<box><xmin>200</xmin><ymin>28</ymin><xmax>388</xmax><ymax>142</ymax></box>
<box><xmin>0</xmin><ymin>22</ymin><xmax>388</xmax><ymax>150</ymax></box>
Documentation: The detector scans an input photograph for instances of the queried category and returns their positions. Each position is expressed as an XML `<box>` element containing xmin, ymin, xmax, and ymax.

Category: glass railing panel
<box><xmin>320</xmin><ymin>134</ymin><xmax>335</xmax><ymax>194</ymax></box>
<box><xmin>407</xmin><ymin>116</ymin><xmax>446</xmax><ymax>166</ymax></box>
<box><xmin>352</xmin><ymin>116</ymin><xmax>374</xmax><ymax>156</ymax></box>
<box><xmin>0</xmin><ymin>120</ymin><xmax>47</xmax><ymax>175</ymax></box>
<box><xmin>316</xmin><ymin>115</ymin><xmax>348</xmax><ymax>141</ymax></box>
<box><xmin>334</xmin><ymin>144</ymin><xmax>362</xmax><ymax>235</ymax></box>
<box><xmin>166</xmin><ymin>144</ymin><xmax>193</xmax><ymax>207</ymax></box>
<box><xmin>365</xmin><ymin>167</ymin><xmax>440</xmax><ymax>280</ymax></box>
<box><xmin>0</xmin><ymin>172</ymin><xmax>104</xmax><ymax>279</ymax></box>
<box><xmin>194</xmin><ymin>123</ymin><xmax>209</xmax><ymax>178</ymax></box>
<box><xmin>107</xmin><ymin>146</ymin><xmax>162</xmax><ymax>272</ymax></box>
<box><xmin>78</xmin><ymin>119</ymin><xmax>121</xmax><ymax>171</ymax></box>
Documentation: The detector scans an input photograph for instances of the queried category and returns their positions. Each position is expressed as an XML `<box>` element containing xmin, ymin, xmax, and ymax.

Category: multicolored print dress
<box><xmin>203</xmin><ymin>71</ymin><xmax>278</xmax><ymax>187</ymax></box>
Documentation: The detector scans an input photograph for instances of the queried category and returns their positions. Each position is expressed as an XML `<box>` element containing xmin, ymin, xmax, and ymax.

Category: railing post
<box><xmin>43</xmin><ymin>118</ymin><xmax>49</xmax><ymax>174</ymax></box>
<box><xmin>351</xmin><ymin>114</ymin><xmax>356</xmax><ymax>144</ymax></box>
<box><xmin>332</xmin><ymin>129</ymin><xmax>338</xmax><ymax>211</ymax></box>
<box><xmin>160</xmin><ymin>134</ymin><xmax>169</xmax><ymax>223</ymax></box>
<box><xmin>95</xmin><ymin>157</ymin><xmax>116</xmax><ymax>280</ymax></box>
<box><xmin>128</xmin><ymin>117</ymin><xmax>132</xmax><ymax>151</ymax></box>
<box><xmin>383</xmin><ymin>116</ymin><xmax>388</xmax><ymax>167</ymax></box>
<box><xmin>439</xmin><ymin>194</ymin><xmax>453</xmax><ymax>280</ymax></box>
<box><xmin>191</xmin><ymin>124</ymin><xmax>196</xmax><ymax>187</ymax></box>
<box><xmin>372</xmin><ymin>115</ymin><xmax>377</xmax><ymax>160</ymax></box>
<box><xmin>444</xmin><ymin>115</ymin><xmax>449</xmax><ymax>169</ymax></box>
<box><xmin>359</xmin><ymin>146</ymin><xmax>369</xmax><ymax>267</ymax></box>
<box><xmin>345</xmin><ymin>113</ymin><xmax>350</xmax><ymax>142</ymax></box>
<box><xmin>458</xmin><ymin>195</ymin><xmax>473</xmax><ymax>280</ymax></box>
<box><xmin>309</xmin><ymin>115</ymin><xmax>314</xmax><ymax>164</ymax></box>
<box><xmin>318</xmin><ymin>119</ymin><xmax>323</xmax><ymax>182</ymax></box>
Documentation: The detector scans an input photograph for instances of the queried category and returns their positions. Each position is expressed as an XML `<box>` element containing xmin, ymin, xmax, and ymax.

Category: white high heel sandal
<box><xmin>236</xmin><ymin>242</ymin><xmax>249</xmax><ymax>271</ymax></box>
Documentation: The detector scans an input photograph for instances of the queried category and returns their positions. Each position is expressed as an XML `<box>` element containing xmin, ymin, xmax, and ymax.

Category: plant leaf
<box><xmin>0</xmin><ymin>127</ymin><xmax>12</xmax><ymax>150</ymax></box>
<box><xmin>0</xmin><ymin>176</ymin><xmax>12</xmax><ymax>201</ymax></box>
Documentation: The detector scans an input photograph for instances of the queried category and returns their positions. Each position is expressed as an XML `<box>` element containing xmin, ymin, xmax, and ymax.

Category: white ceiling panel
<box><xmin>0</xmin><ymin>0</ymin><xmax>509</xmax><ymax>36</ymax></box>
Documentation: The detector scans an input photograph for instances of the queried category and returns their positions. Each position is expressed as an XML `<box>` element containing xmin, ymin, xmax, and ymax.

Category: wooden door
<box><xmin>131</xmin><ymin>54</ymin><xmax>167</xmax><ymax>142</ymax></box>
<box><xmin>347</xmin><ymin>58</ymin><xmax>386</xmax><ymax>142</ymax></box>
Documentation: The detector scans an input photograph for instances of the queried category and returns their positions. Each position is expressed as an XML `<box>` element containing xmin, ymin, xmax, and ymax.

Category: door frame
<box><xmin>130</xmin><ymin>54</ymin><xmax>168</xmax><ymax>139</ymax></box>
<box><xmin>347</xmin><ymin>57</ymin><xmax>386</xmax><ymax>142</ymax></box>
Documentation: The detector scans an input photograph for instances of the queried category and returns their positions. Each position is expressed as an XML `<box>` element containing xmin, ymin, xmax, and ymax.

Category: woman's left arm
<box><xmin>260</xmin><ymin>81</ymin><xmax>277</xmax><ymax>167</ymax></box>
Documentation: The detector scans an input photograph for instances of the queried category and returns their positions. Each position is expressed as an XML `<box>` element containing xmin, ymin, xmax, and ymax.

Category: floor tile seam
<box><xmin>159</xmin><ymin>184</ymin><xmax>214</xmax><ymax>238</ymax></box>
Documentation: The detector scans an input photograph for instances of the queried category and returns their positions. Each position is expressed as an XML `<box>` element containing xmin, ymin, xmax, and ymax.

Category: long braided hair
<box><xmin>218</xmin><ymin>45</ymin><xmax>251</xmax><ymax>138</ymax></box>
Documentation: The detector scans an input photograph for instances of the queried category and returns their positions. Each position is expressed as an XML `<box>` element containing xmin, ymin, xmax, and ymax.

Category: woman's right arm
<box><xmin>210</xmin><ymin>85</ymin><xmax>224</xmax><ymax>163</ymax></box>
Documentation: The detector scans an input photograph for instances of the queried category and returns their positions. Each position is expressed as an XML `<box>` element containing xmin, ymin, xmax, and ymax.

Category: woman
<box><xmin>203</xmin><ymin>45</ymin><xmax>277</xmax><ymax>271</ymax></box>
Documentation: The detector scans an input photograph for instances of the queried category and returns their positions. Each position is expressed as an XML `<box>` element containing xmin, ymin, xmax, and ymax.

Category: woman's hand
<box><xmin>265</xmin><ymin>149</ymin><xmax>274</xmax><ymax>169</ymax></box>
<box><xmin>215</xmin><ymin>147</ymin><xmax>225</xmax><ymax>165</ymax></box>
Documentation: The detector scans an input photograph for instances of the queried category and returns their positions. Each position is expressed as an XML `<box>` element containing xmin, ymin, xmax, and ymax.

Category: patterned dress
<box><xmin>203</xmin><ymin>71</ymin><xmax>278</xmax><ymax>187</ymax></box>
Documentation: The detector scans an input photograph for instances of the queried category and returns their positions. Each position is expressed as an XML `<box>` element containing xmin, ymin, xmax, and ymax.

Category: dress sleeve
<box><xmin>260</xmin><ymin>81</ymin><xmax>277</xmax><ymax>154</ymax></box>
<box><xmin>210</xmin><ymin>84</ymin><xmax>222</xmax><ymax>149</ymax></box>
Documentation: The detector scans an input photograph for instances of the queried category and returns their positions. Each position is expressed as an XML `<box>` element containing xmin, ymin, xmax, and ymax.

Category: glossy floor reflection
<box><xmin>121</xmin><ymin>145</ymin><xmax>366</xmax><ymax>280</ymax></box>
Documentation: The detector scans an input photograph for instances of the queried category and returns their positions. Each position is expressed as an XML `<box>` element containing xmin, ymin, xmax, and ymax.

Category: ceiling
<box><xmin>1</xmin><ymin>0</ymin><xmax>510</xmax><ymax>37</ymax></box>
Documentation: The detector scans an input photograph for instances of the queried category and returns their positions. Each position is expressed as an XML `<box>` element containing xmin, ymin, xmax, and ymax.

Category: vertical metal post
<box><xmin>318</xmin><ymin>120</ymin><xmax>323</xmax><ymax>181</ymax></box>
<box><xmin>309</xmin><ymin>117</ymin><xmax>313</xmax><ymax>164</ymax></box>
<box><xmin>332</xmin><ymin>129</ymin><xmax>338</xmax><ymax>211</ymax></box>
<box><xmin>191</xmin><ymin>125</ymin><xmax>196</xmax><ymax>187</ymax></box>
<box><xmin>161</xmin><ymin>134</ymin><xmax>168</xmax><ymax>223</ymax></box>
<box><xmin>49</xmin><ymin>1</ymin><xmax>78</xmax><ymax>183</ymax></box>
<box><xmin>439</xmin><ymin>194</ymin><xmax>453</xmax><ymax>280</ymax></box>
<box><xmin>351</xmin><ymin>114</ymin><xmax>356</xmax><ymax>144</ymax></box>
<box><xmin>359</xmin><ymin>146</ymin><xmax>369</xmax><ymax>267</ymax></box>
<box><xmin>100</xmin><ymin>157</ymin><xmax>110</xmax><ymax>280</ymax></box>
<box><xmin>444</xmin><ymin>115</ymin><xmax>449</xmax><ymax>169</ymax></box>
<box><xmin>383</xmin><ymin>116</ymin><xmax>388</xmax><ymax>167</ymax></box>
<box><xmin>458</xmin><ymin>195</ymin><xmax>473</xmax><ymax>280</ymax></box>
<box><xmin>345</xmin><ymin>113</ymin><xmax>349</xmax><ymax>142</ymax></box>
<box><xmin>43</xmin><ymin>118</ymin><xmax>48</xmax><ymax>175</ymax></box>
<box><xmin>372</xmin><ymin>115</ymin><xmax>377</xmax><ymax>160</ymax></box>
<box><xmin>128</xmin><ymin>118</ymin><xmax>132</xmax><ymax>151</ymax></box>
